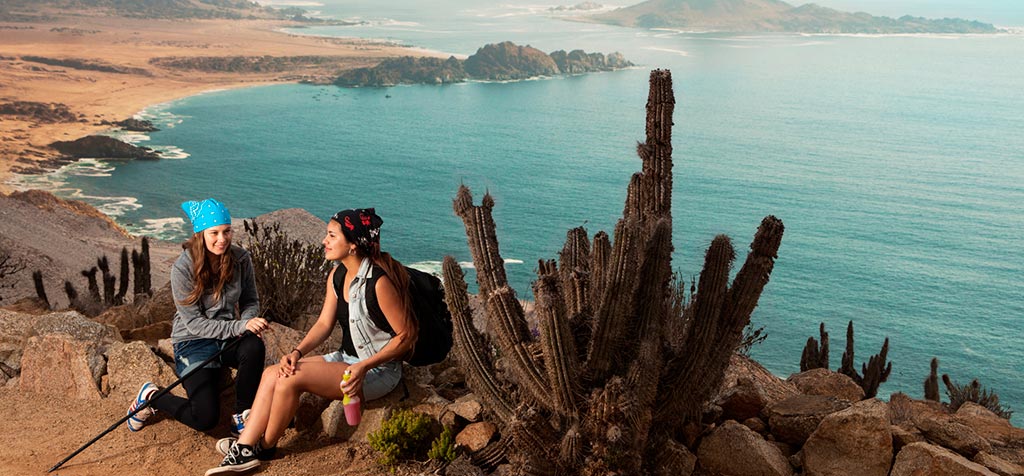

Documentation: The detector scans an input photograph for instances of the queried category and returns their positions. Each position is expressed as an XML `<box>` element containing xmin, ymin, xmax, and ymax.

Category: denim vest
<box><xmin>338</xmin><ymin>258</ymin><xmax>398</xmax><ymax>365</ymax></box>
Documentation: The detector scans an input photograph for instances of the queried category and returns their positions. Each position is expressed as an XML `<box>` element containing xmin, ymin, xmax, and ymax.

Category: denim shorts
<box><xmin>173</xmin><ymin>338</ymin><xmax>227</xmax><ymax>376</ymax></box>
<box><xmin>321</xmin><ymin>351</ymin><xmax>402</xmax><ymax>401</ymax></box>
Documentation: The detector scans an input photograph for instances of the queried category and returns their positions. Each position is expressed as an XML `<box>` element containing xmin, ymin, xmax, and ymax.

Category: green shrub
<box><xmin>368</xmin><ymin>409</ymin><xmax>435</xmax><ymax>467</ymax></box>
<box><xmin>427</xmin><ymin>426</ymin><xmax>457</xmax><ymax>463</ymax></box>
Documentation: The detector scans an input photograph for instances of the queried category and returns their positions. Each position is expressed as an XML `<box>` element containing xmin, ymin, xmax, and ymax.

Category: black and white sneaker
<box><xmin>205</xmin><ymin>442</ymin><xmax>260</xmax><ymax>475</ymax></box>
<box><xmin>216</xmin><ymin>438</ymin><xmax>277</xmax><ymax>461</ymax></box>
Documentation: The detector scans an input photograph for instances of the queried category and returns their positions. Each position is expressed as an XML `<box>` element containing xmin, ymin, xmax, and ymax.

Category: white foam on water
<box><xmin>155</xmin><ymin>146</ymin><xmax>190</xmax><ymax>159</ymax></box>
<box><xmin>130</xmin><ymin>217</ymin><xmax>187</xmax><ymax>240</ymax></box>
<box><xmin>642</xmin><ymin>46</ymin><xmax>691</xmax><ymax>57</ymax></box>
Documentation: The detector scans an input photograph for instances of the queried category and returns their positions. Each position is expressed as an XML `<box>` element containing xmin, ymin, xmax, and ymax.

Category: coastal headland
<box><xmin>0</xmin><ymin>8</ymin><xmax>432</xmax><ymax>192</ymax></box>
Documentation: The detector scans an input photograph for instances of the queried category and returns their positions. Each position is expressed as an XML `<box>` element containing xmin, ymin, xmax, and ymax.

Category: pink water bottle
<box><xmin>341</xmin><ymin>369</ymin><xmax>361</xmax><ymax>426</ymax></box>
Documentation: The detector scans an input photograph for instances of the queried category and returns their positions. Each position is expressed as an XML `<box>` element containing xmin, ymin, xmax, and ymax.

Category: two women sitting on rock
<box><xmin>126</xmin><ymin>200</ymin><xmax>417</xmax><ymax>476</ymax></box>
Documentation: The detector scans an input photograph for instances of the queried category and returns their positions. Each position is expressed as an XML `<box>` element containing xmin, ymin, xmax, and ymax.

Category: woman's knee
<box><xmin>237</xmin><ymin>334</ymin><xmax>266</xmax><ymax>360</ymax></box>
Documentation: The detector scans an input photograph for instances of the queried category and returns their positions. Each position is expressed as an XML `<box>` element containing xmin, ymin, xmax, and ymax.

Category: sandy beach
<box><xmin>0</xmin><ymin>11</ymin><xmax>435</xmax><ymax>193</ymax></box>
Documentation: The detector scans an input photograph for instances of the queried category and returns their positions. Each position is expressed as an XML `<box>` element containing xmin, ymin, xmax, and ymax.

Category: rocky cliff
<box><xmin>334</xmin><ymin>41</ymin><xmax>633</xmax><ymax>87</ymax></box>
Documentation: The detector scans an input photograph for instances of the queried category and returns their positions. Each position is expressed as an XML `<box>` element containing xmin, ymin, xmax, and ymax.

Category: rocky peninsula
<box><xmin>335</xmin><ymin>41</ymin><xmax>634</xmax><ymax>87</ymax></box>
<box><xmin>591</xmin><ymin>0</ymin><xmax>1001</xmax><ymax>33</ymax></box>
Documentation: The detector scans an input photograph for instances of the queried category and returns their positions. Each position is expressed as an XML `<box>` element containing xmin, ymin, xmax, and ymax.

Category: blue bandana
<box><xmin>181</xmin><ymin>198</ymin><xmax>232</xmax><ymax>233</ymax></box>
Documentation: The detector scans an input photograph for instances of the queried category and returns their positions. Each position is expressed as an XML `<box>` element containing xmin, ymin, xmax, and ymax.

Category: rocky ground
<box><xmin>2</xmin><ymin>193</ymin><xmax>1024</xmax><ymax>476</ymax></box>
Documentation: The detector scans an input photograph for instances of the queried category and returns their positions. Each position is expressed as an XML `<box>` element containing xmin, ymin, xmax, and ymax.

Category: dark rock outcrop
<box><xmin>335</xmin><ymin>41</ymin><xmax>633</xmax><ymax>87</ymax></box>
<box><xmin>112</xmin><ymin>118</ymin><xmax>159</xmax><ymax>132</ymax></box>
<box><xmin>463</xmin><ymin>42</ymin><xmax>559</xmax><ymax>80</ymax></box>
<box><xmin>335</xmin><ymin>56</ymin><xmax>467</xmax><ymax>87</ymax></box>
<box><xmin>50</xmin><ymin>135</ymin><xmax>160</xmax><ymax>160</ymax></box>
<box><xmin>0</xmin><ymin>101</ymin><xmax>79</xmax><ymax>123</ymax></box>
<box><xmin>549</xmin><ymin>49</ymin><xmax>631</xmax><ymax>74</ymax></box>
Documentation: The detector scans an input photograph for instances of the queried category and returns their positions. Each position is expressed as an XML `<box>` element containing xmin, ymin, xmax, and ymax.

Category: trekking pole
<box><xmin>47</xmin><ymin>330</ymin><xmax>255</xmax><ymax>473</ymax></box>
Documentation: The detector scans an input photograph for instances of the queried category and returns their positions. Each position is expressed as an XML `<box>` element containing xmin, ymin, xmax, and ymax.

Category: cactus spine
<box><xmin>444</xmin><ymin>70</ymin><xmax>784</xmax><ymax>474</ymax></box>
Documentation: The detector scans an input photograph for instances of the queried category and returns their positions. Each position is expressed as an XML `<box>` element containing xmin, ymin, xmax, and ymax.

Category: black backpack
<box><xmin>332</xmin><ymin>263</ymin><xmax>453</xmax><ymax>366</ymax></box>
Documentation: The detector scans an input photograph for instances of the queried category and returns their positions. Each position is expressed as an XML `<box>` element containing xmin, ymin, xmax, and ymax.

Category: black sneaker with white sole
<box><xmin>216</xmin><ymin>437</ymin><xmax>277</xmax><ymax>461</ymax></box>
<box><xmin>205</xmin><ymin>443</ymin><xmax>260</xmax><ymax>476</ymax></box>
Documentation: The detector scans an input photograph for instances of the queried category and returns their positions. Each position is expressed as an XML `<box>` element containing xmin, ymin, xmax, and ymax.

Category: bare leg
<box><xmin>236</xmin><ymin>365</ymin><xmax>279</xmax><ymax>447</ymax></box>
<box><xmin>262</xmin><ymin>360</ymin><xmax>352</xmax><ymax>448</ymax></box>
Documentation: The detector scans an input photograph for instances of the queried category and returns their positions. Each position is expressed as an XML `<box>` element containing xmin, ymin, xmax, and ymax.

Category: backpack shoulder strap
<box><xmin>331</xmin><ymin>264</ymin><xmax>346</xmax><ymax>301</ymax></box>
<box><xmin>363</xmin><ymin>265</ymin><xmax>394</xmax><ymax>335</ymax></box>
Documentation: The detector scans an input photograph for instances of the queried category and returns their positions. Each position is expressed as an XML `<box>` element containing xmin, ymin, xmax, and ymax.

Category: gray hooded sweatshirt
<box><xmin>169</xmin><ymin>245</ymin><xmax>260</xmax><ymax>343</ymax></box>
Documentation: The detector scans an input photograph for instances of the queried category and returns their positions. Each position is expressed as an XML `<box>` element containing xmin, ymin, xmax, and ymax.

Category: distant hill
<box><xmin>591</xmin><ymin>0</ymin><xmax>1000</xmax><ymax>33</ymax></box>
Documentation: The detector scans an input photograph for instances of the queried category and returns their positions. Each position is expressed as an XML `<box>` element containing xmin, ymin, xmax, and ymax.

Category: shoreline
<box><xmin>0</xmin><ymin>13</ymin><xmax>440</xmax><ymax>194</ymax></box>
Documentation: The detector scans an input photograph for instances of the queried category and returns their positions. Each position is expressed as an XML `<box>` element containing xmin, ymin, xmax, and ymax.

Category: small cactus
<box><xmin>924</xmin><ymin>357</ymin><xmax>940</xmax><ymax>402</ymax></box>
<box><xmin>800</xmin><ymin>322</ymin><xmax>829</xmax><ymax>371</ymax></box>
<box><xmin>32</xmin><ymin>270</ymin><xmax>50</xmax><ymax>310</ymax></box>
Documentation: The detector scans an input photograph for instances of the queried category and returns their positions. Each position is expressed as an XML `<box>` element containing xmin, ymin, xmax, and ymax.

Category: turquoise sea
<box><xmin>15</xmin><ymin>1</ymin><xmax>1024</xmax><ymax>420</ymax></box>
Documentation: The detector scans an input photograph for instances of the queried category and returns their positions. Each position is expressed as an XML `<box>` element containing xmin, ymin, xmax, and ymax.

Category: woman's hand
<box><xmin>340</xmin><ymin>362</ymin><xmax>367</xmax><ymax>397</ymax></box>
<box><xmin>244</xmin><ymin>317</ymin><xmax>269</xmax><ymax>336</ymax></box>
<box><xmin>278</xmin><ymin>349</ymin><xmax>300</xmax><ymax>378</ymax></box>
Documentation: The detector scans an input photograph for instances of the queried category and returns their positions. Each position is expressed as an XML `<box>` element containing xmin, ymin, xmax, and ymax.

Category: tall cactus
<box><xmin>444</xmin><ymin>69</ymin><xmax>784</xmax><ymax>474</ymax></box>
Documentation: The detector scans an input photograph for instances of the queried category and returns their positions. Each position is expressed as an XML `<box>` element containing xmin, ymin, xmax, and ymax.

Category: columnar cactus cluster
<box><xmin>442</xmin><ymin>69</ymin><xmax>785</xmax><ymax>475</ymax></box>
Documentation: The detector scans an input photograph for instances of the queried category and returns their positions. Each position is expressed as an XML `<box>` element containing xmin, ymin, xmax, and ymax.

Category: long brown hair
<box><xmin>181</xmin><ymin>231</ymin><xmax>236</xmax><ymax>305</ymax></box>
<box><xmin>359</xmin><ymin>241</ymin><xmax>416</xmax><ymax>335</ymax></box>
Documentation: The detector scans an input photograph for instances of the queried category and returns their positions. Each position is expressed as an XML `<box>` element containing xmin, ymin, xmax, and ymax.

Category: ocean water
<box><xmin>16</xmin><ymin>1</ymin><xmax>1024</xmax><ymax>420</ymax></box>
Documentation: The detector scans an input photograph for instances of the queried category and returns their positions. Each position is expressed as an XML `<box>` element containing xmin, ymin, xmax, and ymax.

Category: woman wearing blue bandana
<box><xmin>127</xmin><ymin>198</ymin><xmax>269</xmax><ymax>437</ymax></box>
<box><xmin>207</xmin><ymin>208</ymin><xmax>417</xmax><ymax>476</ymax></box>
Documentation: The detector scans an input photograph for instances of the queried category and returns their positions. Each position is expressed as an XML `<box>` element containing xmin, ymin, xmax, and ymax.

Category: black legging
<box><xmin>152</xmin><ymin>333</ymin><xmax>265</xmax><ymax>431</ymax></box>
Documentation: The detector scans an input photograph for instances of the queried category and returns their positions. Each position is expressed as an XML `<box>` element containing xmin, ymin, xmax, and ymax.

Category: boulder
<box><xmin>718</xmin><ymin>354</ymin><xmax>799</xmax><ymax>409</ymax></box>
<box><xmin>0</xmin><ymin>309</ymin><xmax>36</xmax><ymax>370</ymax></box>
<box><xmin>122</xmin><ymin>320</ymin><xmax>172</xmax><ymax>343</ymax></box>
<box><xmin>456</xmin><ymin>421</ymin><xmax>498</xmax><ymax>452</ymax></box>
<box><xmin>94</xmin><ymin>303</ymin><xmax>143</xmax><ymax>333</ymax></box>
<box><xmin>260</xmin><ymin>322</ymin><xmax>339</xmax><ymax>368</ymax></box>
<box><xmin>20</xmin><ymin>334</ymin><xmax>104</xmax><ymax>399</ymax></box>
<box><xmin>787</xmin><ymin>368</ymin><xmax>865</xmax><ymax>402</ymax></box>
<box><xmin>718</xmin><ymin>376</ymin><xmax>770</xmax><ymax>421</ymax></box>
<box><xmin>891</xmin><ymin>442</ymin><xmax>998</xmax><ymax>476</ymax></box>
<box><xmin>765</xmin><ymin>394</ymin><xmax>851</xmax><ymax>445</ymax></box>
<box><xmin>652</xmin><ymin>439</ymin><xmax>697</xmax><ymax>476</ymax></box>
<box><xmin>891</xmin><ymin>424</ymin><xmax>927</xmax><ymax>452</ymax></box>
<box><xmin>33</xmin><ymin>311</ymin><xmax>121</xmax><ymax>344</ymax></box>
<box><xmin>449</xmin><ymin>394</ymin><xmax>483</xmax><ymax>422</ymax></box>
<box><xmin>156</xmin><ymin>338</ymin><xmax>174</xmax><ymax>361</ymax></box>
<box><xmin>802</xmin><ymin>399</ymin><xmax>892</xmax><ymax>476</ymax></box>
<box><xmin>974</xmin><ymin>452</ymin><xmax>1024</xmax><ymax>476</ymax></box>
<box><xmin>105</xmin><ymin>341</ymin><xmax>179</xmax><ymax>398</ymax></box>
<box><xmin>324</xmin><ymin>376</ymin><xmax>430</xmax><ymax>442</ymax></box>
<box><xmin>916</xmin><ymin>415</ymin><xmax>992</xmax><ymax>457</ymax></box>
<box><xmin>744</xmin><ymin>417</ymin><xmax>768</xmax><ymax>434</ymax></box>
<box><xmin>696</xmin><ymin>420</ymin><xmax>793</xmax><ymax>476</ymax></box>
<box><xmin>135</xmin><ymin>283</ymin><xmax>176</xmax><ymax>326</ymax></box>
<box><xmin>955</xmin><ymin>403</ymin><xmax>1024</xmax><ymax>446</ymax></box>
